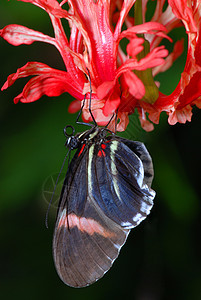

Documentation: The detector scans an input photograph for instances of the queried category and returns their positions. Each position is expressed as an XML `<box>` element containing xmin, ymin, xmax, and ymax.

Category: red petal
<box><xmin>68</xmin><ymin>99</ymin><xmax>81</xmax><ymax>113</ymax></box>
<box><xmin>114</xmin><ymin>0</ymin><xmax>136</xmax><ymax>37</ymax></box>
<box><xmin>138</xmin><ymin>113</ymin><xmax>154</xmax><ymax>132</ymax></box>
<box><xmin>195</xmin><ymin>27</ymin><xmax>201</xmax><ymax>67</ymax></box>
<box><xmin>136</xmin><ymin>46</ymin><xmax>169</xmax><ymax>70</ymax></box>
<box><xmin>103</xmin><ymin>92</ymin><xmax>120</xmax><ymax>116</ymax></box>
<box><xmin>67</xmin><ymin>0</ymin><xmax>117</xmax><ymax>85</ymax></box>
<box><xmin>169</xmin><ymin>0</ymin><xmax>197</xmax><ymax>33</ymax></box>
<box><xmin>1</xmin><ymin>62</ymin><xmax>63</xmax><ymax>90</ymax></box>
<box><xmin>115</xmin><ymin>112</ymin><xmax>129</xmax><ymax>132</ymax></box>
<box><xmin>0</xmin><ymin>24</ymin><xmax>56</xmax><ymax>46</ymax></box>
<box><xmin>119</xmin><ymin>22</ymin><xmax>171</xmax><ymax>42</ymax></box>
<box><xmin>2</xmin><ymin>62</ymin><xmax>85</xmax><ymax>103</ymax></box>
<box><xmin>177</xmin><ymin>71</ymin><xmax>201</xmax><ymax>108</ymax></box>
<box><xmin>153</xmin><ymin>39</ymin><xmax>184</xmax><ymax>76</ymax></box>
<box><xmin>116</xmin><ymin>46</ymin><xmax>168</xmax><ymax>81</ymax></box>
<box><xmin>126</xmin><ymin>38</ymin><xmax>144</xmax><ymax>57</ymax></box>
<box><xmin>96</xmin><ymin>81</ymin><xmax>116</xmax><ymax>99</ymax></box>
<box><xmin>13</xmin><ymin>74</ymin><xmax>75</xmax><ymax>103</ymax></box>
<box><xmin>123</xmin><ymin>71</ymin><xmax>145</xmax><ymax>99</ymax></box>
<box><xmin>168</xmin><ymin>105</ymin><xmax>193</xmax><ymax>125</ymax></box>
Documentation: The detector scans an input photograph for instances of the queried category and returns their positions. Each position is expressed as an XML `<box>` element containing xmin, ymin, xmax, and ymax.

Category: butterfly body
<box><xmin>53</xmin><ymin>126</ymin><xmax>155</xmax><ymax>287</ymax></box>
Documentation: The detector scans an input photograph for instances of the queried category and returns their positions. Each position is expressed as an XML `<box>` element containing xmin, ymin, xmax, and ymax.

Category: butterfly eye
<box><xmin>64</xmin><ymin>125</ymin><xmax>75</xmax><ymax>137</ymax></box>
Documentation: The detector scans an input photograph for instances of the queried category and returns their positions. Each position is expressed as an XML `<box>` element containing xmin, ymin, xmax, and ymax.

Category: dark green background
<box><xmin>1</xmin><ymin>1</ymin><xmax>201</xmax><ymax>299</ymax></box>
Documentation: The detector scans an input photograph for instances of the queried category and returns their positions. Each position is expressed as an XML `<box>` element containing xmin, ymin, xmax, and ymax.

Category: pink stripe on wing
<box><xmin>58</xmin><ymin>210</ymin><xmax>115</xmax><ymax>238</ymax></box>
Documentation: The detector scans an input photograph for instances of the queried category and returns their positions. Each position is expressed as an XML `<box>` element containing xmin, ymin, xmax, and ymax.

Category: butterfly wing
<box><xmin>53</xmin><ymin>135</ymin><xmax>155</xmax><ymax>287</ymax></box>
<box><xmin>53</xmin><ymin>144</ymin><xmax>129</xmax><ymax>287</ymax></box>
<box><xmin>89</xmin><ymin>137</ymin><xmax>155</xmax><ymax>229</ymax></box>
<box><xmin>117</xmin><ymin>138</ymin><xmax>154</xmax><ymax>187</ymax></box>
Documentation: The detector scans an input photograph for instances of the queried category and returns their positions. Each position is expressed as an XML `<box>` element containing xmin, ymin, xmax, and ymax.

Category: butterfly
<box><xmin>52</xmin><ymin>121</ymin><xmax>156</xmax><ymax>287</ymax></box>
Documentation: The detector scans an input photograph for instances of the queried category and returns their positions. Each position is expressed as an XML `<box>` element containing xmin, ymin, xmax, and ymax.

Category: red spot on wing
<box><xmin>78</xmin><ymin>143</ymin><xmax>86</xmax><ymax>157</ymax></box>
<box><xmin>98</xmin><ymin>149</ymin><xmax>106</xmax><ymax>157</ymax></box>
<box><xmin>98</xmin><ymin>144</ymin><xmax>107</xmax><ymax>157</ymax></box>
<box><xmin>58</xmin><ymin>212</ymin><xmax>115</xmax><ymax>238</ymax></box>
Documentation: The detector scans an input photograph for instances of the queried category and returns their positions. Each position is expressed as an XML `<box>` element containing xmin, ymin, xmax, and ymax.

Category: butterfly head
<box><xmin>63</xmin><ymin>125</ymin><xmax>79</xmax><ymax>150</ymax></box>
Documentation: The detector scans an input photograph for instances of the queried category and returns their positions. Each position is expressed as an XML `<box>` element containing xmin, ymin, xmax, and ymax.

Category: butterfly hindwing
<box><xmin>117</xmin><ymin>138</ymin><xmax>154</xmax><ymax>187</ymax></box>
<box><xmin>89</xmin><ymin>136</ymin><xmax>155</xmax><ymax>228</ymax></box>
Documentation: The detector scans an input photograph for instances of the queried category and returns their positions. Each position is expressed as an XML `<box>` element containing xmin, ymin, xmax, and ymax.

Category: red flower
<box><xmin>142</xmin><ymin>0</ymin><xmax>201</xmax><ymax>127</ymax></box>
<box><xmin>1</xmin><ymin>0</ymin><xmax>198</xmax><ymax>131</ymax></box>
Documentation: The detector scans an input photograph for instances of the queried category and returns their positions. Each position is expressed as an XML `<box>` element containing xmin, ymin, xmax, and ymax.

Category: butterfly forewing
<box><xmin>53</xmin><ymin>127</ymin><xmax>155</xmax><ymax>287</ymax></box>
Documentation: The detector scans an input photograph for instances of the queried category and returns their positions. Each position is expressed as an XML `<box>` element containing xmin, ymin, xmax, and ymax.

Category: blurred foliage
<box><xmin>0</xmin><ymin>1</ymin><xmax>201</xmax><ymax>299</ymax></box>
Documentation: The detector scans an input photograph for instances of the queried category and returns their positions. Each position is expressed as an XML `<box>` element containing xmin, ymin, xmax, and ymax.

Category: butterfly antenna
<box><xmin>104</xmin><ymin>96</ymin><xmax>120</xmax><ymax>132</ymax></box>
<box><xmin>114</xmin><ymin>108</ymin><xmax>119</xmax><ymax>134</ymax></box>
<box><xmin>76</xmin><ymin>94</ymin><xmax>89</xmax><ymax>125</ymax></box>
<box><xmin>45</xmin><ymin>147</ymin><xmax>71</xmax><ymax>229</ymax></box>
<box><xmin>86</xmin><ymin>68</ymin><xmax>97</xmax><ymax>126</ymax></box>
